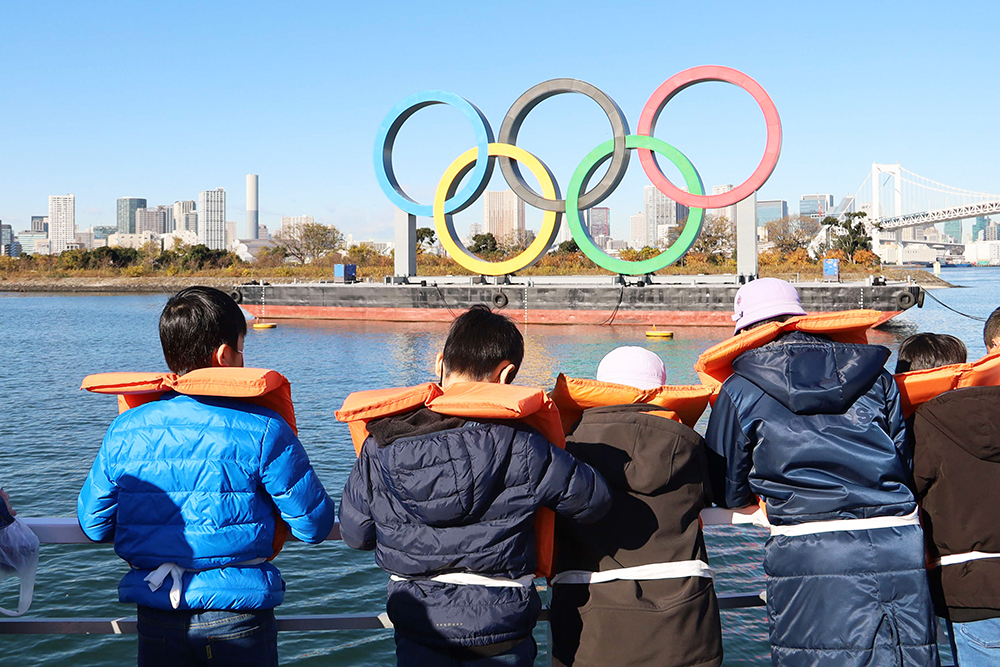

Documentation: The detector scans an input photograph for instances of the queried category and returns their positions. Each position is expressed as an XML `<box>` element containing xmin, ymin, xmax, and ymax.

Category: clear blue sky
<box><xmin>2</xmin><ymin>1</ymin><xmax>998</xmax><ymax>241</ymax></box>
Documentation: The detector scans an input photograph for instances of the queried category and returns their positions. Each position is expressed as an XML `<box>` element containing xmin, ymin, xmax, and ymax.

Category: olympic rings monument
<box><xmin>376</xmin><ymin>65</ymin><xmax>780</xmax><ymax>282</ymax></box>
<box><xmin>233</xmin><ymin>66</ymin><xmax>922</xmax><ymax>326</ymax></box>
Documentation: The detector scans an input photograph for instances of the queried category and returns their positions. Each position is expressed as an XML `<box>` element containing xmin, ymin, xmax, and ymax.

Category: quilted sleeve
<box><xmin>529</xmin><ymin>432</ymin><xmax>611</xmax><ymax>524</ymax></box>
<box><xmin>705</xmin><ymin>387</ymin><xmax>756</xmax><ymax>509</ymax></box>
<box><xmin>338</xmin><ymin>438</ymin><xmax>376</xmax><ymax>551</ymax></box>
<box><xmin>77</xmin><ymin>429</ymin><xmax>119</xmax><ymax>542</ymax></box>
<box><xmin>260</xmin><ymin>417</ymin><xmax>335</xmax><ymax>544</ymax></box>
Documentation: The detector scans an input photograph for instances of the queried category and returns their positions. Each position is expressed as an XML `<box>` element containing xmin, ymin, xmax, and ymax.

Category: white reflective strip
<box><xmin>550</xmin><ymin>560</ymin><xmax>715</xmax><ymax>585</ymax></box>
<box><xmin>937</xmin><ymin>551</ymin><xmax>1000</xmax><ymax>567</ymax></box>
<box><xmin>769</xmin><ymin>508</ymin><xmax>920</xmax><ymax>537</ymax></box>
<box><xmin>700</xmin><ymin>506</ymin><xmax>771</xmax><ymax>528</ymax></box>
<box><xmin>390</xmin><ymin>573</ymin><xmax>535</xmax><ymax>588</ymax></box>
<box><xmin>110</xmin><ymin>618</ymin><xmax>125</xmax><ymax>635</ymax></box>
<box><xmin>376</xmin><ymin>612</ymin><xmax>394</xmax><ymax>628</ymax></box>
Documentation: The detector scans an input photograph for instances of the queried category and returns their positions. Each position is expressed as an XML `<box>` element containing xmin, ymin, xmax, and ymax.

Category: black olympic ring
<box><xmin>497</xmin><ymin>79</ymin><xmax>630</xmax><ymax>213</ymax></box>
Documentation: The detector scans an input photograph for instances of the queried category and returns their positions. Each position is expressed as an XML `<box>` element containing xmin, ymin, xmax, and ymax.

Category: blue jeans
<box><xmin>948</xmin><ymin>617</ymin><xmax>1000</xmax><ymax>666</ymax></box>
<box><xmin>395</xmin><ymin>635</ymin><xmax>537</xmax><ymax>667</ymax></box>
<box><xmin>136</xmin><ymin>606</ymin><xmax>278</xmax><ymax>667</ymax></box>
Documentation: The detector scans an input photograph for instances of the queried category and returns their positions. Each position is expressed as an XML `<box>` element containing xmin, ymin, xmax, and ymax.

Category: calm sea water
<box><xmin>1</xmin><ymin>267</ymin><xmax>995</xmax><ymax>666</ymax></box>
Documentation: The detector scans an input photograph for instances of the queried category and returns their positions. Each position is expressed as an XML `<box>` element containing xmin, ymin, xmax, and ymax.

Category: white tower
<box><xmin>246</xmin><ymin>174</ymin><xmax>259</xmax><ymax>240</ymax></box>
<box><xmin>48</xmin><ymin>194</ymin><xmax>76</xmax><ymax>254</ymax></box>
<box><xmin>198</xmin><ymin>188</ymin><xmax>226</xmax><ymax>250</ymax></box>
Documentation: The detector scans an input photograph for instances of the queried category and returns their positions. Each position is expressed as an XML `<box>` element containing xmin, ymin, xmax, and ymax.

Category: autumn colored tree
<box><xmin>766</xmin><ymin>215</ymin><xmax>822</xmax><ymax>255</ymax></box>
<box><xmin>273</xmin><ymin>222</ymin><xmax>345</xmax><ymax>264</ymax></box>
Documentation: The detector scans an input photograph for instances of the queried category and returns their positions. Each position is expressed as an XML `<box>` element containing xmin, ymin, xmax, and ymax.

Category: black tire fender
<box><xmin>229</xmin><ymin>290</ymin><xmax>243</xmax><ymax>304</ymax></box>
<box><xmin>492</xmin><ymin>291</ymin><xmax>509</xmax><ymax>309</ymax></box>
<box><xmin>895</xmin><ymin>290</ymin><xmax>916</xmax><ymax>310</ymax></box>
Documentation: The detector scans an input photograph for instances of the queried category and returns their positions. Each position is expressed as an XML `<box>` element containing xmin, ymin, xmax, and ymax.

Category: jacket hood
<box><xmin>370</xmin><ymin>409</ymin><xmax>515</xmax><ymax>527</ymax></box>
<box><xmin>574</xmin><ymin>404</ymin><xmax>703</xmax><ymax>495</ymax></box>
<box><xmin>917</xmin><ymin>386</ymin><xmax>1000</xmax><ymax>462</ymax></box>
<box><xmin>732</xmin><ymin>331</ymin><xmax>891</xmax><ymax>415</ymax></box>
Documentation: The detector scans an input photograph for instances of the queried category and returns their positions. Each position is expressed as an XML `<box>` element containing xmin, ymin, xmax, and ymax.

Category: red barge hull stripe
<box><xmin>242</xmin><ymin>305</ymin><xmax>902</xmax><ymax>328</ymax></box>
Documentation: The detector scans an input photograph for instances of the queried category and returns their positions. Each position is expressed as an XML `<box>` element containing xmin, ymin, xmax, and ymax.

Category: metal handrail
<box><xmin>19</xmin><ymin>505</ymin><xmax>766</xmax><ymax>545</ymax></box>
<box><xmin>0</xmin><ymin>513</ymin><xmax>769</xmax><ymax>635</ymax></box>
<box><xmin>0</xmin><ymin>514</ymin><xmax>957</xmax><ymax>667</ymax></box>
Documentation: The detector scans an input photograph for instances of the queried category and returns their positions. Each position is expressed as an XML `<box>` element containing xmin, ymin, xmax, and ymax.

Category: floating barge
<box><xmin>233</xmin><ymin>276</ymin><xmax>924</xmax><ymax>327</ymax></box>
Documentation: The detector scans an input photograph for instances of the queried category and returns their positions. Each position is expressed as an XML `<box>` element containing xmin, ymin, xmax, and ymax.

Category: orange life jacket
<box><xmin>335</xmin><ymin>381</ymin><xmax>565</xmax><ymax>579</ymax></box>
<box><xmin>549</xmin><ymin>374</ymin><xmax>714</xmax><ymax>431</ymax></box>
<box><xmin>694</xmin><ymin>310</ymin><xmax>883</xmax><ymax>392</ymax></box>
<box><xmin>81</xmin><ymin>367</ymin><xmax>297</xmax><ymax>558</ymax></box>
<box><xmin>894</xmin><ymin>351</ymin><xmax>1000</xmax><ymax>417</ymax></box>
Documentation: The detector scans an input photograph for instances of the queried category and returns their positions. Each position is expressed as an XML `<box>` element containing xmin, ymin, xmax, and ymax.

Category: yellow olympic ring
<box><xmin>433</xmin><ymin>143</ymin><xmax>561</xmax><ymax>276</ymax></box>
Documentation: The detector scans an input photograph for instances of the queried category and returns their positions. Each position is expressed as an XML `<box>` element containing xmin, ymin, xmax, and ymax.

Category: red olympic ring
<box><xmin>637</xmin><ymin>65</ymin><xmax>782</xmax><ymax>210</ymax></box>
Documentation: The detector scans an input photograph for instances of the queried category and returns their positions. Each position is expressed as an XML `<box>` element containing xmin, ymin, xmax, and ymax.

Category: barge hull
<box><xmin>239</xmin><ymin>303</ymin><xmax>903</xmax><ymax>327</ymax></box>
<box><xmin>235</xmin><ymin>282</ymin><xmax>919</xmax><ymax>327</ymax></box>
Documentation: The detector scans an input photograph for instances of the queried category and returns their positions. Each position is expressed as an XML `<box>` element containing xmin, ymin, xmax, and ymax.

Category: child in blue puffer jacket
<box><xmin>78</xmin><ymin>287</ymin><xmax>336</xmax><ymax>667</ymax></box>
<box><xmin>340</xmin><ymin>305</ymin><xmax>611</xmax><ymax>667</ymax></box>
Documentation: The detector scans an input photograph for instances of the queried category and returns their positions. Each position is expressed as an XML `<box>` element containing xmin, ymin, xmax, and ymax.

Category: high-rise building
<box><xmin>226</xmin><ymin>221</ymin><xmax>238</xmax><ymax>248</ymax></box>
<box><xmin>280</xmin><ymin>215</ymin><xmax>314</xmax><ymax>237</ymax></box>
<box><xmin>135</xmin><ymin>206</ymin><xmax>170</xmax><ymax>235</ymax></box>
<box><xmin>756</xmin><ymin>199</ymin><xmax>788</xmax><ymax>226</ymax></box>
<box><xmin>181</xmin><ymin>212</ymin><xmax>198</xmax><ymax>234</ymax></box>
<box><xmin>483</xmin><ymin>190</ymin><xmax>525</xmax><ymax>244</ymax></box>
<box><xmin>197</xmin><ymin>188</ymin><xmax>226</xmax><ymax>250</ymax></box>
<box><xmin>92</xmin><ymin>226</ymin><xmax>116</xmax><ymax>241</ymax></box>
<box><xmin>630</xmin><ymin>212</ymin><xmax>646</xmax><ymax>248</ymax></box>
<box><xmin>832</xmin><ymin>196</ymin><xmax>855</xmax><ymax>217</ymax></box>
<box><xmin>800</xmin><ymin>194</ymin><xmax>835</xmax><ymax>220</ymax></box>
<box><xmin>711</xmin><ymin>185</ymin><xmax>737</xmax><ymax>223</ymax></box>
<box><xmin>973</xmin><ymin>216</ymin><xmax>990</xmax><ymax>243</ymax></box>
<box><xmin>48</xmin><ymin>194</ymin><xmax>76</xmax><ymax>254</ymax></box>
<box><xmin>116</xmin><ymin>197</ymin><xmax>146</xmax><ymax>235</ymax></box>
<box><xmin>944</xmin><ymin>220</ymin><xmax>962</xmax><ymax>243</ymax></box>
<box><xmin>0</xmin><ymin>223</ymin><xmax>14</xmax><ymax>256</ymax></box>
<box><xmin>30</xmin><ymin>216</ymin><xmax>48</xmax><ymax>233</ymax></box>
<box><xmin>174</xmin><ymin>200</ymin><xmax>196</xmax><ymax>232</ymax></box>
<box><xmin>16</xmin><ymin>231</ymin><xmax>46</xmax><ymax>255</ymax></box>
<box><xmin>246</xmin><ymin>174</ymin><xmax>259</xmax><ymax>240</ymax></box>
<box><xmin>644</xmin><ymin>185</ymin><xmax>687</xmax><ymax>246</ymax></box>
<box><xmin>588</xmin><ymin>207</ymin><xmax>610</xmax><ymax>238</ymax></box>
<box><xmin>467</xmin><ymin>222</ymin><xmax>483</xmax><ymax>244</ymax></box>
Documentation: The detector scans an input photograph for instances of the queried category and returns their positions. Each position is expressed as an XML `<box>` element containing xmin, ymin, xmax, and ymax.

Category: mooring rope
<box><xmin>922</xmin><ymin>289</ymin><xmax>987</xmax><ymax>322</ymax></box>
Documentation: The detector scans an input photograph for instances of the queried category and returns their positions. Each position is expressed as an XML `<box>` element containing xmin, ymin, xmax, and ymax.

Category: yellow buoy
<box><xmin>253</xmin><ymin>322</ymin><xmax>277</xmax><ymax>330</ymax></box>
<box><xmin>645</xmin><ymin>325</ymin><xmax>673</xmax><ymax>339</ymax></box>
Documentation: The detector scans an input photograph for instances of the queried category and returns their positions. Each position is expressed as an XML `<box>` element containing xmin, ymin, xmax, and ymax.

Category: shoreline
<box><xmin>0</xmin><ymin>268</ymin><xmax>955</xmax><ymax>294</ymax></box>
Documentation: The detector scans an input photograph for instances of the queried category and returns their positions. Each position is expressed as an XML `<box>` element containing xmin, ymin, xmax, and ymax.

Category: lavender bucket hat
<box><xmin>732</xmin><ymin>278</ymin><xmax>806</xmax><ymax>334</ymax></box>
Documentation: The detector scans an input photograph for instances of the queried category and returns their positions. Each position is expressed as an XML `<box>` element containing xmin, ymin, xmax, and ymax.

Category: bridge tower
<box><xmin>871</xmin><ymin>163</ymin><xmax>903</xmax><ymax>265</ymax></box>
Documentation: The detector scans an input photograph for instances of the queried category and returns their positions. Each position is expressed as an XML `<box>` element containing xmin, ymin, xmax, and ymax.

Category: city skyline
<box><xmin>3</xmin><ymin>2</ymin><xmax>999</xmax><ymax>244</ymax></box>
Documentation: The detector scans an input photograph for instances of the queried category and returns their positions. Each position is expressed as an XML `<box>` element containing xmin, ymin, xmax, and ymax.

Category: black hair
<box><xmin>985</xmin><ymin>306</ymin><xmax>1000</xmax><ymax>351</ymax></box>
<box><xmin>159</xmin><ymin>286</ymin><xmax>247</xmax><ymax>375</ymax></box>
<box><xmin>738</xmin><ymin>314</ymin><xmax>794</xmax><ymax>334</ymax></box>
<box><xmin>442</xmin><ymin>304</ymin><xmax>524</xmax><ymax>382</ymax></box>
<box><xmin>895</xmin><ymin>333</ymin><xmax>967</xmax><ymax>374</ymax></box>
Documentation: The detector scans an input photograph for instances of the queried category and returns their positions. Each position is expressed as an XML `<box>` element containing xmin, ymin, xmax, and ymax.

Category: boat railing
<box><xmin>0</xmin><ymin>511</ymin><xmax>958</xmax><ymax>667</ymax></box>
<box><xmin>0</xmin><ymin>509</ymin><xmax>769</xmax><ymax>635</ymax></box>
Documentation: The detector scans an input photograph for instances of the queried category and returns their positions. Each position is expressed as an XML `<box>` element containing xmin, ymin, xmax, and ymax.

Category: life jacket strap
<box><xmin>142</xmin><ymin>558</ymin><xmax>268</xmax><ymax>609</ymax></box>
<box><xmin>389</xmin><ymin>573</ymin><xmax>535</xmax><ymax>588</ymax></box>
<box><xmin>937</xmin><ymin>551</ymin><xmax>1000</xmax><ymax>567</ymax></box>
<box><xmin>550</xmin><ymin>559</ymin><xmax>715</xmax><ymax>585</ymax></box>
<box><xmin>769</xmin><ymin>508</ymin><xmax>920</xmax><ymax>537</ymax></box>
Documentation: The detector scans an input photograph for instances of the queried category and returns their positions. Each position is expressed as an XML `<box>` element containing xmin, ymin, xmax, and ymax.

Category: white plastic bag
<box><xmin>0</xmin><ymin>518</ymin><xmax>40</xmax><ymax>616</ymax></box>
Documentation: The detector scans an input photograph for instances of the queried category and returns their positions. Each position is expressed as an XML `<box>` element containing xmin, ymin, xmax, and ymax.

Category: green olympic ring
<box><xmin>566</xmin><ymin>134</ymin><xmax>704</xmax><ymax>275</ymax></box>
